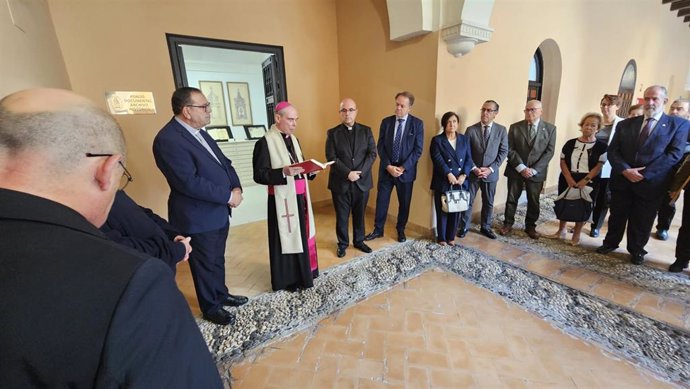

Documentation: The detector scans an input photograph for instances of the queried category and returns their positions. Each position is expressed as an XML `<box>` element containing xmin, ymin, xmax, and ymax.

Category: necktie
<box><xmin>195</xmin><ymin>130</ymin><xmax>221</xmax><ymax>164</ymax></box>
<box><xmin>483</xmin><ymin>125</ymin><xmax>490</xmax><ymax>144</ymax></box>
<box><xmin>638</xmin><ymin>117</ymin><xmax>655</xmax><ymax>148</ymax></box>
<box><xmin>392</xmin><ymin>119</ymin><xmax>404</xmax><ymax>162</ymax></box>
<box><xmin>529</xmin><ymin>123</ymin><xmax>536</xmax><ymax>142</ymax></box>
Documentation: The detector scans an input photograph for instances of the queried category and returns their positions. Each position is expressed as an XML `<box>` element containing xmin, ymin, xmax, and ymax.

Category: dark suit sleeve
<box><xmin>326</xmin><ymin>128</ymin><xmax>349</xmax><ymax>179</ymax></box>
<box><xmin>377</xmin><ymin>119</ymin><xmax>391</xmax><ymax>168</ymax></box>
<box><xmin>153</xmin><ymin>134</ymin><xmax>232</xmax><ymax>205</ymax></box>
<box><xmin>531</xmin><ymin>124</ymin><xmax>557</xmax><ymax>175</ymax></box>
<box><xmin>253</xmin><ymin>137</ymin><xmax>288</xmax><ymax>185</ymax></box>
<box><xmin>506</xmin><ymin>124</ymin><xmax>524</xmax><ymax>169</ymax></box>
<box><xmin>462</xmin><ymin>137</ymin><xmax>473</xmax><ymax>177</ymax></box>
<box><xmin>95</xmin><ymin>259</ymin><xmax>223</xmax><ymax>389</ymax></box>
<box><xmin>607</xmin><ymin>123</ymin><xmax>630</xmax><ymax>174</ymax></box>
<box><xmin>140</xmin><ymin>205</ymin><xmax>182</xmax><ymax>240</ymax></box>
<box><xmin>491</xmin><ymin>126</ymin><xmax>509</xmax><ymax>172</ymax></box>
<box><xmin>358</xmin><ymin>126</ymin><xmax>378</xmax><ymax>173</ymax></box>
<box><xmin>402</xmin><ymin>118</ymin><xmax>424</xmax><ymax>172</ymax></box>
<box><xmin>430</xmin><ymin>137</ymin><xmax>451</xmax><ymax>176</ymax></box>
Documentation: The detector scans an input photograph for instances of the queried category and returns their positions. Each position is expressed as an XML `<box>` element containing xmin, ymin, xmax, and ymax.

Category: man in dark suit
<box><xmin>365</xmin><ymin>91</ymin><xmax>425</xmax><ymax>242</ymax></box>
<box><xmin>597</xmin><ymin>85</ymin><xmax>690</xmax><ymax>265</ymax></box>
<box><xmin>101</xmin><ymin>190</ymin><xmax>193</xmax><ymax>272</ymax></box>
<box><xmin>153</xmin><ymin>87</ymin><xmax>247</xmax><ymax>326</ymax></box>
<box><xmin>326</xmin><ymin>98</ymin><xmax>378</xmax><ymax>257</ymax></box>
<box><xmin>0</xmin><ymin>88</ymin><xmax>222</xmax><ymax>388</ymax></box>
<box><xmin>500</xmin><ymin>99</ymin><xmax>557</xmax><ymax>239</ymax></box>
<box><xmin>459</xmin><ymin>100</ymin><xmax>509</xmax><ymax>239</ymax></box>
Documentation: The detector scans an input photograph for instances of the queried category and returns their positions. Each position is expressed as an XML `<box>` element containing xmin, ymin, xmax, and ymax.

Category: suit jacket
<box><xmin>608</xmin><ymin>113</ymin><xmax>689</xmax><ymax>198</ymax></box>
<box><xmin>326</xmin><ymin>122</ymin><xmax>378</xmax><ymax>193</ymax></box>
<box><xmin>101</xmin><ymin>190</ymin><xmax>186</xmax><ymax>270</ymax></box>
<box><xmin>504</xmin><ymin>119</ymin><xmax>557</xmax><ymax>183</ymax></box>
<box><xmin>377</xmin><ymin>114</ymin><xmax>425</xmax><ymax>183</ymax></box>
<box><xmin>0</xmin><ymin>189</ymin><xmax>222</xmax><ymax>389</ymax></box>
<box><xmin>465</xmin><ymin>122</ymin><xmax>509</xmax><ymax>183</ymax></box>
<box><xmin>153</xmin><ymin>118</ymin><xmax>242</xmax><ymax>234</ymax></box>
<box><xmin>429</xmin><ymin>133</ymin><xmax>473</xmax><ymax>192</ymax></box>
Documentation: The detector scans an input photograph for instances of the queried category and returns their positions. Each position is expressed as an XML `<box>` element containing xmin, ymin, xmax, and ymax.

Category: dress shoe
<box><xmin>203</xmin><ymin>308</ymin><xmax>235</xmax><ymax>325</ymax></box>
<box><xmin>353</xmin><ymin>242</ymin><xmax>372</xmax><ymax>253</ymax></box>
<box><xmin>595</xmin><ymin>244</ymin><xmax>617</xmax><ymax>254</ymax></box>
<box><xmin>364</xmin><ymin>231</ymin><xmax>383</xmax><ymax>241</ymax></box>
<box><xmin>656</xmin><ymin>229</ymin><xmax>669</xmax><ymax>241</ymax></box>
<box><xmin>668</xmin><ymin>259</ymin><xmax>689</xmax><ymax>272</ymax></box>
<box><xmin>525</xmin><ymin>228</ymin><xmax>540</xmax><ymax>240</ymax></box>
<box><xmin>480</xmin><ymin>228</ymin><xmax>497</xmax><ymax>239</ymax></box>
<box><xmin>499</xmin><ymin>225</ymin><xmax>513</xmax><ymax>236</ymax></box>
<box><xmin>589</xmin><ymin>228</ymin><xmax>600</xmax><ymax>238</ymax></box>
<box><xmin>631</xmin><ymin>253</ymin><xmax>645</xmax><ymax>265</ymax></box>
<box><xmin>336</xmin><ymin>246</ymin><xmax>346</xmax><ymax>257</ymax></box>
<box><xmin>222</xmin><ymin>294</ymin><xmax>248</xmax><ymax>307</ymax></box>
<box><xmin>397</xmin><ymin>232</ymin><xmax>407</xmax><ymax>242</ymax></box>
<box><xmin>457</xmin><ymin>229</ymin><xmax>468</xmax><ymax>238</ymax></box>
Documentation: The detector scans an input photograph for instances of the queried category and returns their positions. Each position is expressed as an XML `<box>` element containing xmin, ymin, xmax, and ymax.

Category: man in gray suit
<box><xmin>459</xmin><ymin>100</ymin><xmax>509</xmax><ymax>239</ymax></box>
<box><xmin>500</xmin><ymin>99</ymin><xmax>557</xmax><ymax>239</ymax></box>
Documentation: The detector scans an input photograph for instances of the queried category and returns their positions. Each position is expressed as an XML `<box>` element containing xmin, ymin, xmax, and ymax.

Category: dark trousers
<box><xmin>591</xmin><ymin>178</ymin><xmax>610</xmax><ymax>230</ymax></box>
<box><xmin>503</xmin><ymin>176</ymin><xmax>544</xmax><ymax>229</ymax></box>
<box><xmin>188</xmin><ymin>224</ymin><xmax>229</xmax><ymax>314</ymax></box>
<box><xmin>433</xmin><ymin>190</ymin><xmax>461</xmax><ymax>242</ymax></box>
<box><xmin>604</xmin><ymin>187</ymin><xmax>663</xmax><ymax>255</ymax></box>
<box><xmin>655</xmin><ymin>193</ymin><xmax>676</xmax><ymax>231</ymax></box>
<box><xmin>332</xmin><ymin>185</ymin><xmax>369</xmax><ymax>248</ymax></box>
<box><xmin>373</xmin><ymin>174</ymin><xmax>414</xmax><ymax>234</ymax></box>
<box><xmin>676</xmin><ymin>189</ymin><xmax>690</xmax><ymax>261</ymax></box>
<box><xmin>461</xmin><ymin>179</ymin><xmax>497</xmax><ymax>231</ymax></box>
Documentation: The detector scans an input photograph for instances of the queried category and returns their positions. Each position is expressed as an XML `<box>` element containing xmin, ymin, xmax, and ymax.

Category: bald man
<box><xmin>326</xmin><ymin>98</ymin><xmax>377</xmax><ymax>257</ymax></box>
<box><xmin>0</xmin><ymin>89</ymin><xmax>222</xmax><ymax>388</ymax></box>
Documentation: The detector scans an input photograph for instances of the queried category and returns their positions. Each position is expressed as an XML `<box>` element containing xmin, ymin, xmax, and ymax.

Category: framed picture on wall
<box><xmin>244</xmin><ymin>125</ymin><xmax>266</xmax><ymax>140</ymax></box>
<box><xmin>198</xmin><ymin>81</ymin><xmax>228</xmax><ymax>126</ymax></box>
<box><xmin>227</xmin><ymin>82</ymin><xmax>253</xmax><ymax>126</ymax></box>
<box><xmin>206</xmin><ymin>126</ymin><xmax>233</xmax><ymax>142</ymax></box>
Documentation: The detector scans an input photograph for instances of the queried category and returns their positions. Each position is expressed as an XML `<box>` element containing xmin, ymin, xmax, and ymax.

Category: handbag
<box><xmin>553</xmin><ymin>188</ymin><xmax>593</xmax><ymax>222</ymax></box>
<box><xmin>441</xmin><ymin>186</ymin><xmax>470</xmax><ymax>213</ymax></box>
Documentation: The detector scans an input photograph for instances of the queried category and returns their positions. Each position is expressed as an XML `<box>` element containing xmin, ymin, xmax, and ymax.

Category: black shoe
<box><xmin>669</xmin><ymin>259</ymin><xmax>689</xmax><ymax>272</ymax></box>
<box><xmin>589</xmin><ymin>228</ymin><xmax>600</xmax><ymax>238</ymax></box>
<box><xmin>365</xmin><ymin>231</ymin><xmax>383</xmax><ymax>241</ymax></box>
<box><xmin>337</xmin><ymin>246</ymin><xmax>346</xmax><ymax>257</ymax></box>
<box><xmin>596</xmin><ymin>244</ymin><xmax>617</xmax><ymax>254</ymax></box>
<box><xmin>631</xmin><ymin>253</ymin><xmax>645</xmax><ymax>265</ymax></box>
<box><xmin>525</xmin><ymin>228</ymin><xmax>540</xmax><ymax>240</ymax></box>
<box><xmin>656</xmin><ymin>229</ymin><xmax>669</xmax><ymax>240</ymax></box>
<box><xmin>203</xmin><ymin>308</ymin><xmax>235</xmax><ymax>325</ymax></box>
<box><xmin>457</xmin><ymin>229</ymin><xmax>468</xmax><ymax>238</ymax></box>
<box><xmin>222</xmin><ymin>294</ymin><xmax>248</xmax><ymax>307</ymax></box>
<box><xmin>353</xmin><ymin>242</ymin><xmax>372</xmax><ymax>253</ymax></box>
<box><xmin>397</xmin><ymin>232</ymin><xmax>407</xmax><ymax>242</ymax></box>
<box><xmin>480</xmin><ymin>228</ymin><xmax>497</xmax><ymax>239</ymax></box>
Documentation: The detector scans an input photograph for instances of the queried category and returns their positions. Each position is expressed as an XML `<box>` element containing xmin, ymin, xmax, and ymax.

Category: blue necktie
<box><xmin>392</xmin><ymin>119</ymin><xmax>404</xmax><ymax>162</ymax></box>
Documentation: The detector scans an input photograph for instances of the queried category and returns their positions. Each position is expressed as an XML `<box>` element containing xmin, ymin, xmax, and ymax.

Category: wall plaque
<box><xmin>105</xmin><ymin>91</ymin><xmax>156</xmax><ymax>115</ymax></box>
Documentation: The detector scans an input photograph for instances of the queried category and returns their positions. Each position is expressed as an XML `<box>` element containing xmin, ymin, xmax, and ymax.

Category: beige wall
<box><xmin>336</xmin><ymin>0</ymin><xmax>439</xmax><ymax>231</ymax></box>
<box><xmin>46</xmin><ymin>0</ymin><xmax>341</xmax><ymax>216</ymax></box>
<box><xmin>0</xmin><ymin>0</ymin><xmax>70</xmax><ymax>97</ymax></box>
<box><xmin>435</xmin><ymin>0</ymin><xmax>690</xmax><ymax>216</ymax></box>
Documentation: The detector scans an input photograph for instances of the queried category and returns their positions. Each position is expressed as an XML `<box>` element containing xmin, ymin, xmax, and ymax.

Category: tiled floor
<box><xmin>174</xmin><ymin>198</ymin><xmax>688</xmax><ymax>387</ymax></box>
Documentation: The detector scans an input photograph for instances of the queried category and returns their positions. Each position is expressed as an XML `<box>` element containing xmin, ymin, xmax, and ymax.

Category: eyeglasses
<box><xmin>480</xmin><ymin>108</ymin><xmax>497</xmax><ymax>113</ymax></box>
<box><xmin>85</xmin><ymin>153</ymin><xmax>134</xmax><ymax>190</ymax></box>
<box><xmin>186</xmin><ymin>102</ymin><xmax>212</xmax><ymax>112</ymax></box>
<box><xmin>339</xmin><ymin>108</ymin><xmax>357</xmax><ymax>113</ymax></box>
<box><xmin>524</xmin><ymin>108</ymin><xmax>541</xmax><ymax>113</ymax></box>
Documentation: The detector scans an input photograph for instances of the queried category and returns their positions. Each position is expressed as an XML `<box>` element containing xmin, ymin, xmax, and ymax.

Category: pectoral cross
<box><xmin>281</xmin><ymin>199</ymin><xmax>295</xmax><ymax>233</ymax></box>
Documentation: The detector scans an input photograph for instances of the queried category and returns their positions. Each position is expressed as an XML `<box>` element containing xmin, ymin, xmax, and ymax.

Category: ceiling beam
<box><xmin>679</xmin><ymin>7</ymin><xmax>690</xmax><ymax>16</ymax></box>
<box><xmin>671</xmin><ymin>0</ymin><xmax>690</xmax><ymax>10</ymax></box>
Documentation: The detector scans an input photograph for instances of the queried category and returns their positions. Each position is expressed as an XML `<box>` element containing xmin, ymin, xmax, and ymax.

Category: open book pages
<box><xmin>289</xmin><ymin>159</ymin><xmax>335</xmax><ymax>174</ymax></box>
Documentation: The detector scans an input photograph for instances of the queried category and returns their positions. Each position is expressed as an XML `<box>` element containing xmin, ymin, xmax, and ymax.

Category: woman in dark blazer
<box><xmin>430</xmin><ymin>112</ymin><xmax>473</xmax><ymax>245</ymax></box>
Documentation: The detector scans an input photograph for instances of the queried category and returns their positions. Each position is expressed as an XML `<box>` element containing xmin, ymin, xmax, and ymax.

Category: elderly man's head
<box><xmin>0</xmin><ymin>88</ymin><xmax>126</xmax><ymax>226</ymax></box>
<box><xmin>274</xmin><ymin>102</ymin><xmax>298</xmax><ymax>135</ymax></box>
<box><xmin>669</xmin><ymin>99</ymin><xmax>690</xmax><ymax>119</ymax></box>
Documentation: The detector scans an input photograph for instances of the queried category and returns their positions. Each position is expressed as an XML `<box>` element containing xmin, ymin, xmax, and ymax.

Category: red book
<box><xmin>290</xmin><ymin>159</ymin><xmax>335</xmax><ymax>174</ymax></box>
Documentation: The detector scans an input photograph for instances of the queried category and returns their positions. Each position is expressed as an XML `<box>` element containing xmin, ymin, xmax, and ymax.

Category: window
<box><xmin>617</xmin><ymin>60</ymin><xmax>637</xmax><ymax>117</ymax></box>
<box><xmin>527</xmin><ymin>49</ymin><xmax>543</xmax><ymax>102</ymax></box>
